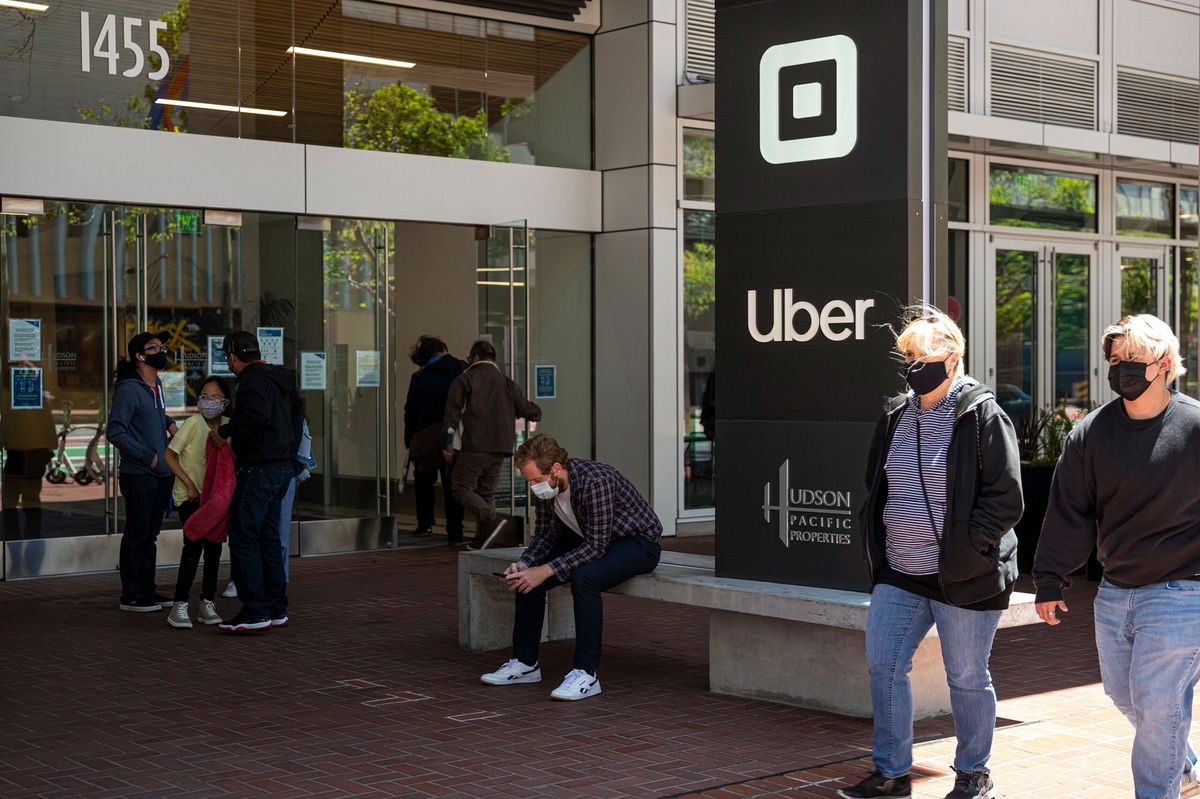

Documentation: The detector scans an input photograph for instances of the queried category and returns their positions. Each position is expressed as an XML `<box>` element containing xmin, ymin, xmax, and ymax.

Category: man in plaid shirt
<box><xmin>479</xmin><ymin>433</ymin><xmax>662</xmax><ymax>701</ymax></box>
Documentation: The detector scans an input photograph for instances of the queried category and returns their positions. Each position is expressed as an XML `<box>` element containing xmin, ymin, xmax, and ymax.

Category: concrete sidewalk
<box><xmin>0</xmin><ymin>537</ymin><xmax>1183</xmax><ymax>798</ymax></box>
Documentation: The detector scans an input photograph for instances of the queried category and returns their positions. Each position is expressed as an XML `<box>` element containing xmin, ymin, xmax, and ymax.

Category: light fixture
<box><xmin>155</xmin><ymin>98</ymin><xmax>287</xmax><ymax>117</ymax></box>
<box><xmin>0</xmin><ymin>1</ymin><xmax>50</xmax><ymax>11</ymax></box>
<box><xmin>287</xmin><ymin>46</ymin><xmax>414</xmax><ymax>70</ymax></box>
<box><xmin>1</xmin><ymin>197</ymin><xmax>45</xmax><ymax>215</ymax></box>
<box><xmin>297</xmin><ymin>216</ymin><xmax>332</xmax><ymax>232</ymax></box>
<box><xmin>204</xmin><ymin>210</ymin><xmax>243</xmax><ymax>227</ymax></box>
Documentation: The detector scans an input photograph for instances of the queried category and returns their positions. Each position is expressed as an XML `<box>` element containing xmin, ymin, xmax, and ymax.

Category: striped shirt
<box><xmin>882</xmin><ymin>379</ymin><xmax>965</xmax><ymax>576</ymax></box>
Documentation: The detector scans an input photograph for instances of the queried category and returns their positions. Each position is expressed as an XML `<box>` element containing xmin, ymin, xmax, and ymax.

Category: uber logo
<box><xmin>758</xmin><ymin>34</ymin><xmax>857</xmax><ymax>164</ymax></box>
<box><xmin>747</xmin><ymin>290</ymin><xmax>875</xmax><ymax>343</ymax></box>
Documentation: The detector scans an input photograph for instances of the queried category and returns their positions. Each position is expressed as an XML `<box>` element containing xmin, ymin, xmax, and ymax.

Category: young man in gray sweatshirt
<box><xmin>1034</xmin><ymin>314</ymin><xmax>1200</xmax><ymax>799</ymax></box>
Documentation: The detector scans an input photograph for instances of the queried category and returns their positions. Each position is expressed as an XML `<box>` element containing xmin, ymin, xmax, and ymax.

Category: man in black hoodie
<box><xmin>212</xmin><ymin>331</ymin><xmax>301</xmax><ymax>633</ymax></box>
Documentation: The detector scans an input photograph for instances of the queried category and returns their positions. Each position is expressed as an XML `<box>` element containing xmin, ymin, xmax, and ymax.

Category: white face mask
<box><xmin>530</xmin><ymin>478</ymin><xmax>559</xmax><ymax>501</ymax></box>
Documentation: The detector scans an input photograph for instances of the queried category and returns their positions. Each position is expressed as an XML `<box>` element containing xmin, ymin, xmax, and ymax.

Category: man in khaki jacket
<box><xmin>442</xmin><ymin>340</ymin><xmax>541</xmax><ymax>548</ymax></box>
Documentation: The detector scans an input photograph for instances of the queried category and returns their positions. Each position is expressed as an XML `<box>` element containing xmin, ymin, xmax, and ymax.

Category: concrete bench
<box><xmin>459</xmin><ymin>547</ymin><xmax>1040</xmax><ymax>719</ymax></box>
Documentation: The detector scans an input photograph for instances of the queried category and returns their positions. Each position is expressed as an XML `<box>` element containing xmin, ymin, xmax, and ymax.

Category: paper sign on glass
<box><xmin>257</xmin><ymin>327</ymin><xmax>285</xmax><ymax>365</ymax></box>
<box><xmin>11</xmin><ymin>367</ymin><xmax>43</xmax><ymax>409</ymax></box>
<box><xmin>356</xmin><ymin>350</ymin><xmax>380</xmax><ymax>387</ymax></box>
<box><xmin>301</xmin><ymin>352</ymin><xmax>327</xmax><ymax>390</ymax></box>
<box><xmin>208</xmin><ymin>336</ymin><xmax>234</xmax><ymax>377</ymax></box>
<box><xmin>8</xmin><ymin>319</ymin><xmax>42</xmax><ymax>362</ymax></box>
<box><xmin>160</xmin><ymin>371</ymin><xmax>187</xmax><ymax>410</ymax></box>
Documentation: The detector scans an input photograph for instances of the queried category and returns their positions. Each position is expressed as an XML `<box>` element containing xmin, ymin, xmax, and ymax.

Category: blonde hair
<box><xmin>893</xmin><ymin>306</ymin><xmax>966</xmax><ymax>378</ymax></box>
<box><xmin>1102</xmin><ymin>314</ymin><xmax>1185</xmax><ymax>382</ymax></box>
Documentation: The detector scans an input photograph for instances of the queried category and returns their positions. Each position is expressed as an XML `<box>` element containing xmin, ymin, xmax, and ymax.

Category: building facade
<box><xmin>0</xmin><ymin>0</ymin><xmax>1196</xmax><ymax>577</ymax></box>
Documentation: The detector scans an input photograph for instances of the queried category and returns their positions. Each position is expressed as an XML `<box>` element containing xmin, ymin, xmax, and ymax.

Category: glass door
<box><xmin>990</xmin><ymin>241</ymin><xmax>1039</xmax><ymax>430</ymax></box>
<box><xmin>2</xmin><ymin>204</ymin><xmax>123</xmax><ymax>546</ymax></box>
<box><xmin>1116</xmin><ymin>244</ymin><xmax>1168</xmax><ymax>319</ymax></box>
<box><xmin>988</xmin><ymin>238</ymin><xmax>1096</xmax><ymax>427</ymax></box>
<box><xmin>477</xmin><ymin>221</ymin><xmax>530</xmax><ymax>522</ymax></box>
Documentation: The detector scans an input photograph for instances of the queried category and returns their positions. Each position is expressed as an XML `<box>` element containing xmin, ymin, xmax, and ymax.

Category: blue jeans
<box><xmin>513</xmin><ymin>535</ymin><xmax>661</xmax><ymax>672</ymax></box>
<box><xmin>1094</xmin><ymin>579</ymin><xmax>1200</xmax><ymax>799</ymax></box>
<box><xmin>866</xmin><ymin>583</ymin><xmax>1003</xmax><ymax>777</ymax></box>
<box><xmin>227</xmin><ymin>465</ymin><xmax>292</xmax><ymax>619</ymax></box>
<box><xmin>277</xmin><ymin>478</ymin><xmax>296</xmax><ymax>582</ymax></box>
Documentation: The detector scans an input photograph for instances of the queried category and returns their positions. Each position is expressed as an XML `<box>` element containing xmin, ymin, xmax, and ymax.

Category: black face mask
<box><xmin>904</xmin><ymin>359</ymin><xmax>949</xmax><ymax>396</ymax></box>
<box><xmin>143</xmin><ymin>352</ymin><xmax>169</xmax><ymax>371</ymax></box>
<box><xmin>1108</xmin><ymin>360</ymin><xmax>1156</xmax><ymax>401</ymax></box>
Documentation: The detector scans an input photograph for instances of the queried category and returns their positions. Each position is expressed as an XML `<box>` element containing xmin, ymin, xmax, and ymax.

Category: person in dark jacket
<box><xmin>839</xmin><ymin>310</ymin><xmax>1022</xmax><ymax>799</ymax></box>
<box><xmin>403</xmin><ymin>335</ymin><xmax>465</xmax><ymax>542</ymax></box>
<box><xmin>1034</xmin><ymin>314</ymin><xmax>1200</xmax><ymax>799</ymax></box>
<box><xmin>108</xmin><ymin>332</ymin><xmax>179</xmax><ymax>613</ymax></box>
<box><xmin>210</xmin><ymin>330</ymin><xmax>301</xmax><ymax>633</ymax></box>
<box><xmin>442</xmin><ymin>340</ymin><xmax>542</xmax><ymax>549</ymax></box>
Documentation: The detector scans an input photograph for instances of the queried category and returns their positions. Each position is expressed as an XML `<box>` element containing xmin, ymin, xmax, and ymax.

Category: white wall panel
<box><xmin>991</xmin><ymin>0</ymin><xmax>1098</xmax><ymax>54</ymax></box>
<box><xmin>1116</xmin><ymin>0</ymin><xmax>1200</xmax><ymax>76</ymax></box>
<box><xmin>0</xmin><ymin>116</ymin><xmax>305</xmax><ymax>212</ymax></box>
<box><xmin>949</xmin><ymin>0</ymin><xmax>969</xmax><ymax>30</ymax></box>
<box><xmin>304</xmin><ymin>145</ymin><xmax>601</xmax><ymax>231</ymax></box>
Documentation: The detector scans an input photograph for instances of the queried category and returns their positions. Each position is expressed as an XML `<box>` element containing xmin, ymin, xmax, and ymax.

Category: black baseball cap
<box><xmin>222</xmin><ymin>330</ymin><xmax>261</xmax><ymax>360</ymax></box>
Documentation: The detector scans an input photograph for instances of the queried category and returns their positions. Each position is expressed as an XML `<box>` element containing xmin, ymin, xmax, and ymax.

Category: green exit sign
<box><xmin>176</xmin><ymin>211</ymin><xmax>201</xmax><ymax>235</ymax></box>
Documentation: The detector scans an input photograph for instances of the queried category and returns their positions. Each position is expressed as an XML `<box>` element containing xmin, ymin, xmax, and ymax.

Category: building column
<box><xmin>593</xmin><ymin>1</ymin><xmax>680</xmax><ymax>532</ymax></box>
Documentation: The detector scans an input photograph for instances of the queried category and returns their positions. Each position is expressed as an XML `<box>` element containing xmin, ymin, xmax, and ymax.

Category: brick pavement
<box><xmin>0</xmin><ymin>536</ymin><xmax>1191</xmax><ymax>798</ymax></box>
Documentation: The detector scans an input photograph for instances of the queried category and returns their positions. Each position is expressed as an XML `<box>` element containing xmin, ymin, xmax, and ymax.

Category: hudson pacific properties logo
<box><xmin>762</xmin><ymin>459</ymin><xmax>853</xmax><ymax>548</ymax></box>
<box><xmin>758</xmin><ymin>34</ymin><xmax>857</xmax><ymax>164</ymax></box>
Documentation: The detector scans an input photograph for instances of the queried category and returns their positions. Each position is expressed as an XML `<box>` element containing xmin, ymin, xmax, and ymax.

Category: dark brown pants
<box><xmin>450</xmin><ymin>451</ymin><xmax>505</xmax><ymax>525</ymax></box>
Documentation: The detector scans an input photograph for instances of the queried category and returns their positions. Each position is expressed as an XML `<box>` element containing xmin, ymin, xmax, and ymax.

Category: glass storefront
<box><xmin>0</xmin><ymin>1</ymin><xmax>591</xmax><ymax>168</ymax></box>
<box><xmin>1117</xmin><ymin>178</ymin><xmax>1174</xmax><ymax>238</ymax></box>
<box><xmin>0</xmin><ymin>200</ymin><xmax>593</xmax><ymax>566</ymax></box>
<box><xmin>989</xmin><ymin>164</ymin><xmax>1098</xmax><ymax>232</ymax></box>
<box><xmin>682</xmin><ymin>208</ymin><xmax>714</xmax><ymax>510</ymax></box>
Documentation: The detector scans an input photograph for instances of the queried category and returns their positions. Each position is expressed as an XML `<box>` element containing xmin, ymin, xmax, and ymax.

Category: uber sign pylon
<box><xmin>714</xmin><ymin>0</ymin><xmax>948</xmax><ymax>590</ymax></box>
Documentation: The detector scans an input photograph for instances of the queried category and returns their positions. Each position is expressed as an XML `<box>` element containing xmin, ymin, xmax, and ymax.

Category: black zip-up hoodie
<box><xmin>218</xmin><ymin>362</ymin><xmax>301</xmax><ymax>468</ymax></box>
<box><xmin>859</xmin><ymin>380</ymin><xmax>1024</xmax><ymax>606</ymax></box>
<box><xmin>403</xmin><ymin>355</ymin><xmax>465</xmax><ymax>448</ymax></box>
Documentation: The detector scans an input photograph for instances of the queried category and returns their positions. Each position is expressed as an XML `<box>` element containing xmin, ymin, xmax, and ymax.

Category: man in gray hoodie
<box><xmin>107</xmin><ymin>331</ymin><xmax>178</xmax><ymax>612</ymax></box>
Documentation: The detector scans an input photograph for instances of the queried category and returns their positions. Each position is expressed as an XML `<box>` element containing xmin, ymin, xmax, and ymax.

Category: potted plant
<box><xmin>1013</xmin><ymin>406</ymin><xmax>1084</xmax><ymax>574</ymax></box>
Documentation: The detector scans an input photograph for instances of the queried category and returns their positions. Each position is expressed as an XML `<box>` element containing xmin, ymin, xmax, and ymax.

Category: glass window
<box><xmin>0</xmin><ymin>1</ymin><xmax>591</xmax><ymax>168</ymax></box>
<box><xmin>989</xmin><ymin>164</ymin><xmax>1097</xmax><ymax>232</ymax></box>
<box><xmin>683</xmin><ymin>210</ymin><xmax>715</xmax><ymax>510</ymax></box>
<box><xmin>683</xmin><ymin>129</ymin><xmax>716</xmax><ymax>203</ymax></box>
<box><xmin>948</xmin><ymin>158</ymin><xmax>969</xmax><ymax>222</ymax></box>
<box><xmin>1181</xmin><ymin>248</ymin><xmax>1199</xmax><ymax>399</ymax></box>
<box><xmin>947</xmin><ymin>229</ymin><xmax>968</xmax><ymax>337</ymax></box>
<box><xmin>1116</xmin><ymin>179</ymin><xmax>1174</xmax><ymax>238</ymax></box>
<box><xmin>1182</xmin><ymin>187</ymin><xmax>1199</xmax><ymax>242</ymax></box>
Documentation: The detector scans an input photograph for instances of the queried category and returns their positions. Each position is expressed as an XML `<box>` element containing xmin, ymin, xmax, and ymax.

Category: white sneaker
<box><xmin>166</xmin><ymin>601</ymin><xmax>192</xmax><ymax>629</ymax></box>
<box><xmin>222</xmin><ymin>582</ymin><xmax>238</xmax><ymax>598</ymax></box>
<box><xmin>550</xmin><ymin>669</ymin><xmax>601</xmax><ymax>701</ymax></box>
<box><xmin>196</xmin><ymin>599</ymin><xmax>222</xmax><ymax>626</ymax></box>
<box><xmin>480</xmin><ymin>658</ymin><xmax>542</xmax><ymax>685</ymax></box>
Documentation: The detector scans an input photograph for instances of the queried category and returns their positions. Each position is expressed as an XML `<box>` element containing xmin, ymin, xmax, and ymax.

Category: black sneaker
<box><xmin>218</xmin><ymin>614</ymin><xmax>271</xmax><ymax>633</ymax></box>
<box><xmin>119</xmin><ymin>598</ymin><xmax>162</xmax><ymax>613</ymax></box>
<box><xmin>944</xmin><ymin>771</ymin><xmax>994</xmax><ymax>799</ymax></box>
<box><xmin>149</xmin><ymin>593</ymin><xmax>174</xmax><ymax>608</ymax></box>
<box><xmin>410</xmin><ymin>527</ymin><xmax>434</xmax><ymax>537</ymax></box>
<box><xmin>837</xmin><ymin>772</ymin><xmax>913</xmax><ymax>799</ymax></box>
